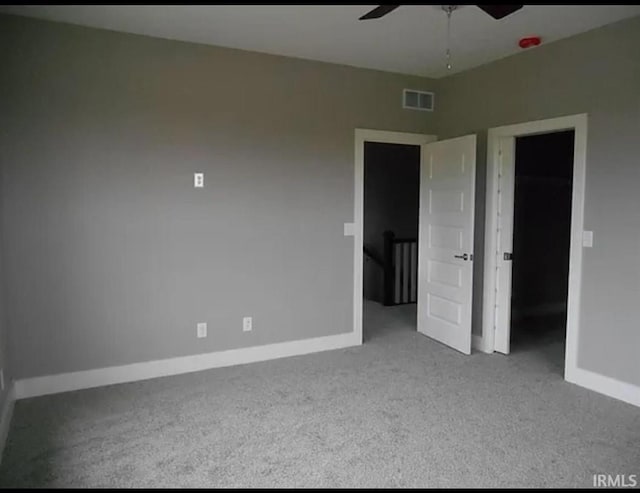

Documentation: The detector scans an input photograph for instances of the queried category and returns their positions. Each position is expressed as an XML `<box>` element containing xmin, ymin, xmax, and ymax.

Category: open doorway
<box><xmin>352</xmin><ymin>129</ymin><xmax>437</xmax><ymax>345</ymax></box>
<box><xmin>354</xmin><ymin>130</ymin><xmax>476</xmax><ymax>351</ymax></box>
<box><xmin>362</xmin><ymin>141</ymin><xmax>420</xmax><ymax>341</ymax></box>
<box><xmin>483</xmin><ymin>114</ymin><xmax>588</xmax><ymax>382</ymax></box>
<box><xmin>509</xmin><ymin>131</ymin><xmax>574</xmax><ymax>371</ymax></box>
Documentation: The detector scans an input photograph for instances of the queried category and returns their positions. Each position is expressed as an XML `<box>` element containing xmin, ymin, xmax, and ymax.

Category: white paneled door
<box><xmin>417</xmin><ymin>135</ymin><xmax>476</xmax><ymax>354</ymax></box>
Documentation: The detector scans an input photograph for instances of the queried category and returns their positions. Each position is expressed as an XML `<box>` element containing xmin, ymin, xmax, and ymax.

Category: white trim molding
<box><xmin>0</xmin><ymin>384</ymin><xmax>16</xmax><ymax>465</ymax></box>
<box><xmin>567</xmin><ymin>367</ymin><xmax>640</xmax><ymax>408</ymax></box>
<box><xmin>15</xmin><ymin>332</ymin><xmax>359</xmax><ymax>400</ymax></box>
<box><xmin>483</xmin><ymin>114</ymin><xmax>587</xmax><ymax>377</ymax></box>
<box><xmin>472</xmin><ymin>334</ymin><xmax>492</xmax><ymax>354</ymax></box>
<box><xmin>353</xmin><ymin>129</ymin><xmax>437</xmax><ymax>344</ymax></box>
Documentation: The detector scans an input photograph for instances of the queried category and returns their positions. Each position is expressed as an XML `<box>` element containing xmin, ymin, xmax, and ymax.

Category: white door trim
<box><xmin>353</xmin><ymin>129</ymin><xmax>437</xmax><ymax>343</ymax></box>
<box><xmin>483</xmin><ymin>113</ymin><xmax>588</xmax><ymax>382</ymax></box>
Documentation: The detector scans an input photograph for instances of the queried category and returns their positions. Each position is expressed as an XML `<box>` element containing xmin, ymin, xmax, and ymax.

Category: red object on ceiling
<box><xmin>519</xmin><ymin>36</ymin><xmax>542</xmax><ymax>49</ymax></box>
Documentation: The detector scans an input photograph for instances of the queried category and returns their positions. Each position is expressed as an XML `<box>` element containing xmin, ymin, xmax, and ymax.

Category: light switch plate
<box><xmin>197</xmin><ymin>322</ymin><xmax>207</xmax><ymax>338</ymax></box>
<box><xmin>582</xmin><ymin>230</ymin><xmax>593</xmax><ymax>248</ymax></box>
<box><xmin>194</xmin><ymin>173</ymin><xmax>204</xmax><ymax>188</ymax></box>
<box><xmin>343</xmin><ymin>222</ymin><xmax>356</xmax><ymax>236</ymax></box>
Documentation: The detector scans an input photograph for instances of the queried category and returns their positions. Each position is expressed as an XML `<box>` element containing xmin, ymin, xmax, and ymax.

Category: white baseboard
<box><xmin>472</xmin><ymin>334</ymin><xmax>492</xmax><ymax>354</ymax></box>
<box><xmin>15</xmin><ymin>332</ymin><xmax>361</xmax><ymax>400</ymax></box>
<box><xmin>0</xmin><ymin>384</ymin><xmax>16</xmax><ymax>465</ymax></box>
<box><xmin>566</xmin><ymin>366</ymin><xmax>640</xmax><ymax>408</ymax></box>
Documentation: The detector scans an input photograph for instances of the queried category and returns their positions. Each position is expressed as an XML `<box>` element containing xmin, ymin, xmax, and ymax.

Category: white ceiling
<box><xmin>2</xmin><ymin>5</ymin><xmax>640</xmax><ymax>78</ymax></box>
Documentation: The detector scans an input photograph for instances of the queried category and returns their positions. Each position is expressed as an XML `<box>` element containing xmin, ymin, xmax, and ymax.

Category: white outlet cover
<box><xmin>343</xmin><ymin>222</ymin><xmax>356</xmax><ymax>236</ymax></box>
<box><xmin>197</xmin><ymin>322</ymin><xmax>207</xmax><ymax>338</ymax></box>
<box><xmin>243</xmin><ymin>317</ymin><xmax>252</xmax><ymax>332</ymax></box>
<box><xmin>582</xmin><ymin>230</ymin><xmax>594</xmax><ymax>248</ymax></box>
<box><xmin>194</xmin><ymin>172</ymin><xmax>204</xmax><ymax>188</ymax></box>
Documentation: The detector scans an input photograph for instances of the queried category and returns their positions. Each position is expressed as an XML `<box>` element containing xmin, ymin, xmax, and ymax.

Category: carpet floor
<box><xmin>1</xmin><ymin>301</ymin><xmax>638</xmax><ymax>488</ymax></box>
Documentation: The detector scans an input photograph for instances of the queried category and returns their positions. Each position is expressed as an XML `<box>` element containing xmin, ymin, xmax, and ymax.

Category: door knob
<box><xmin>454</xmin><ymin>253</ymin><xmax>468</xmax><ymax>261</ymax></box>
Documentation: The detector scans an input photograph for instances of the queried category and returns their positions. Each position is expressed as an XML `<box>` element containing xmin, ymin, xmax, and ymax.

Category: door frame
<box><xmin>353</xmin><ymin>129</ymin><xmax>437</xmax><ymax>344</ymax></box>
<box><xmin>482</xmin><ymin>114</ymin><xmax>588</xmax><ymax>381</ymax></box>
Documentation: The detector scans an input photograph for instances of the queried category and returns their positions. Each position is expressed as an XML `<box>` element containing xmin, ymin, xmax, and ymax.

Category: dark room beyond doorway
<box><xmin>362</xmin><ymin>142</ymin><xmax>420</xmax><ymax>304</ymax></box>
<box><xmin>510</xmin><ymin>130</ymin><xmax>575</xmax><ymax>364</ymax></box>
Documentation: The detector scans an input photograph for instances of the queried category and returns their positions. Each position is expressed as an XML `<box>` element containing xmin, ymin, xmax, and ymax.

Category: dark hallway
<box><xmin>362</xmin><ymin>142</ymin><xmax>420</xmax><ymax>305</ymax></box>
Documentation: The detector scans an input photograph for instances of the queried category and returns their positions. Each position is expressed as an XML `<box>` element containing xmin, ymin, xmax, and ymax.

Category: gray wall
<box><xmin>0</xmin><ymin>14</ymin><xmax>438</xmax><ymax>379</ymax></box>
<box><xmin>436</xmin><ymin>15</ymin><xmax>640</xmax><ymax>386</ymax></box>
<box><xmin>363</xmin><ymin>143</ymin><xmax>420</xmax><ymax>302</ymax></box>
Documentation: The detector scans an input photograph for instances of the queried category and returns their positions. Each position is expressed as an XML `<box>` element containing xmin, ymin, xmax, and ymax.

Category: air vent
<box><xmin>403</xmin><ymin>89</ymin><xmax>434</xmax><ymax>112</ymax></box>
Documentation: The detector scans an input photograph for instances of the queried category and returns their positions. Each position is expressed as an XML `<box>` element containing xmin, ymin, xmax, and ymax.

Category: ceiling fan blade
<box><xmin>359</xmin><ymin>5</ymin><xmax>401</xmax><ymax>21</ymax></box>
<box><xmin>477</xmin><ymin>5</ymin><xmax>523</xmax><ymax>20</ymax></box>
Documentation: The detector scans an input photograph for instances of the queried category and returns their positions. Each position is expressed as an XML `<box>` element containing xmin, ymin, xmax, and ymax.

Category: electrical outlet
<box><xmin>197</xmin><ymin>322</ymin><xmax>207</xmax><ymax>338</ymax></box>
<box><xmin>243</xmin><ymin>316</ymin><xmax>252</xmax><ymax>332</ymax></box>
<box><xmin>194</xmin><ymin>173</ymin><xmax>204</xmax><ymax>188</ymax></box>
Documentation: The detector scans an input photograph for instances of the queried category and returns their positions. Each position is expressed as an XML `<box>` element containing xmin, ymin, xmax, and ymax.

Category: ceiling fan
<box><xmin>359</xmin><ymin>5</ymin><xmax>524</xmax><ymax>71</ymax></box>
<box><xmin>358</xmin><ymin>5</ymin><xmax>523</xmax><ymax>21</ymax></box>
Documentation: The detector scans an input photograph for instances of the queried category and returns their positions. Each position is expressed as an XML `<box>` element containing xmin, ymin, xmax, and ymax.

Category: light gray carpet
<box><xmin>1</xmin><ymin>300</ymin><xmax>639</xmax><ymax>488</ymax></box>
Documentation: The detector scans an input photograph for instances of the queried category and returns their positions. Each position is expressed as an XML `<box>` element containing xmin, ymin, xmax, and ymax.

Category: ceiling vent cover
<box><xmin>403</xmin><ymin>89</ymin><xmax>434</xmax><ymax>111</ymax></box>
